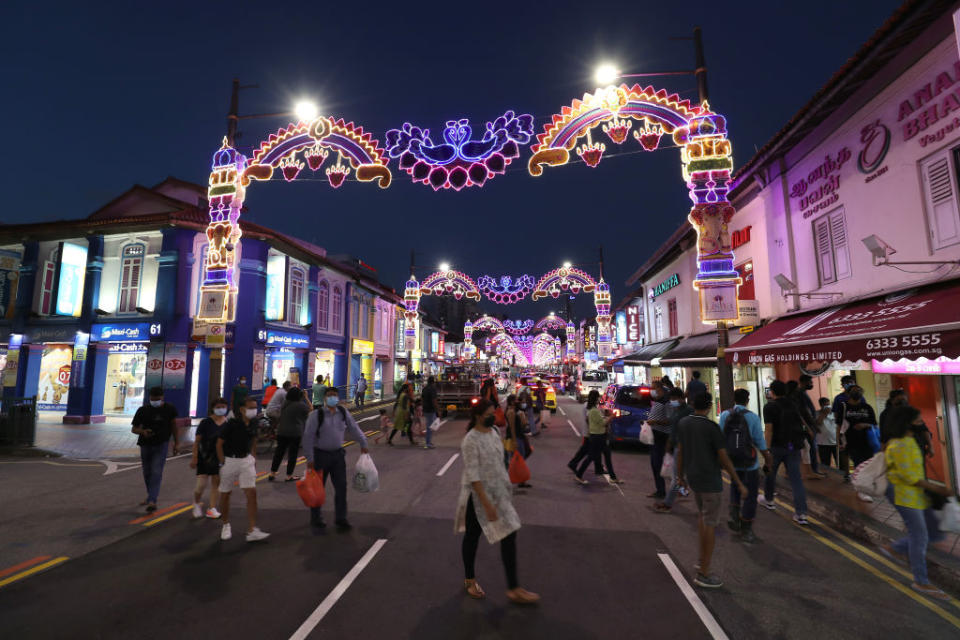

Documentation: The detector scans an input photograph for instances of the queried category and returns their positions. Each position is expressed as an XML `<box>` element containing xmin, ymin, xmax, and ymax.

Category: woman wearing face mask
<box><xmin>190</xmin><ymin>397</ymin><xmax>229</xmax><ymax>519</ymax></box>
<box><xmin>839</xmin><ymin>385</ymin><xmax>879</xmax><ymax>501</ymax></box>
<box><xmin>645</xmin><ymin>380</ymin><xmax>672</xmax><ymax>498</ymax></box>
<box><xmin>269</xmin><ymin>387</ymin><xmax>309</xmax><ymax>482</ymax></box>
<box><xmin>504</xmin><ymin>394</ymin><xmax>531</xmax><ymax>487</ymax></box>
<box><xmin>882</xmin><ymin>405</ymin><xmax>954</xmax><ymax>600</ymax></box>
<box><xmin>455</xmin><ymin>400</ymin><xmax>539</xmax><ymax>605</ymax></box>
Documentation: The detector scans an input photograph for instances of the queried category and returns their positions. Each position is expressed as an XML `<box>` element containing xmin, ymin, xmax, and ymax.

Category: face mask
<box><xmin>483</xmin><ymin>415</ymin><xmax>495</xmax><ymax>427</ymax></box>
<box><xmin>843</xmin><ymin>383</ymin><xmax>853</xmax><ymax>390</ymax></box>
<box><xmin>150</xmin><ymin>400</ymin><xmax>162</xmax><ymax>407</ymax></box>
<box><xmin>669</xmin><ymin>400</ymin><xmax>681</xmax><ymax>407</ymax></box>
<box><xmin>239</xmin><ymin>380</ymin><xmax>246</xmax><ymax>386</ymax></box>
<box><xmin>520</xmin><ymin>403</ymin><xmax>527</xmax><ymax>410</ymax></box>
<box><xmin>245</xmin><ymin>408</ymin><xmax>258</xmax><ymax>418</ymax></box>
<box><xmin>213</xmin><ymin>407</ymin><xmax>228</xmax><ymax>416</ymax></box>
<box><xmin>326</xmin><ymin>396</ymin><xmax>339</xmax><ymax>407</ymax></box>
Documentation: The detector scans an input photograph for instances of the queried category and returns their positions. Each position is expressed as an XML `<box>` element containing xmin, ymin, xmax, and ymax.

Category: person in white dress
<box><xmin>454</xmin><ymin>400</ymin><xmax>540</xmax><ymax>604</ymax></box>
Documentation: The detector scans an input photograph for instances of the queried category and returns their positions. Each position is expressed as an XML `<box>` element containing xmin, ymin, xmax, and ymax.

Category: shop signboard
<box><xmin>430</xmin><ymin>332</ymin><xmax>439</xmax><ymax>355</ymax></box>
<box><xmin>163</xmin><ymin>343</ymin><xmax>188</xmax><ymax>389</ymax></box>
<box><xmin>205</xmin><ymin>324</ymin><xmax>226</xmax><ymax>348</ymax></box>
<box><xmin>252</xmin><ymin>349</ymin><xmax>265</xmax><ymax>391</ymax></box>
<box><xmin>872</xmin><ymin>357</ymin><xmax>960</xmax><ymax>375</ymax></box>
<box><xmin>109</xmin><ymin>343</ymin><xmax>148</xmax><ymax>354</ymax></box>
<box><xmin>699</xmin><ymin>284</ymin><xmax>739</xmax><ymax>322</ymax></box>
<box><xmin>3</xmin><ymin>333</ymin><xmax>22</xmax><ymax>387</ymax></box>
<box><xmin>26</xmin><ymin>325</ymin><xmax>82</xmax><ymax>344</ymax></box>
<box><xmin>651</xmin><ymin>273</ymin><xmax>680</xmax><ymax>299</ymax></box>
<box><xmin>91</xmin><ymin>322</ymin><xmax>161</xmax><ymax>342</ymax></box>
<box><xmin>265</xmin><ymin>330</ymin><xmax>310</xmax><ymax>348</ymax></box>
<box><xmin>733</xmin><ymin>300</ymin><xmax>760</xmax><ymax>327</ymax></box>
<box><xmin>55</xmin><ymin>242</ymin><xmax>88</xmax><ymax>317</ymax></box>
<box><xmin>0</xmin><ymin>249</ymin><xmax>21</xmax><ymax>319</ymax></box>
<box><xmin>626</xmin><ymin>305</ymin><xmax>641</xmax><ymax>342</ymax></box>
<box><xmin>616</xmin><ymin>311</ymin><xmax>627</xmax><ymax>345</ymax></box>
<box><xmin>265</xmin><ymin>254</ymin><xmax>286</xmax><ymax>321</ymax></box>
<box><xmin>70</xmin><ymin>332</ymin><xmax>89</xmax><ymax>390</ymax></box>
<box><xmin>352</xmin><ymin>339</ymin><xmax>375</xmax><ymax>355</ymax></box>
<box><xmin>145</xmin><ymin>343</ymin><xmax>165</xmax><ymax>390</ymax></box>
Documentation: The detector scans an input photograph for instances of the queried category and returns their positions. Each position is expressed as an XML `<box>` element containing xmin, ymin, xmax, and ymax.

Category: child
<box><xmin>413</xmin><ymin>397</ymin><xmax>425</xmax><ymax>436</ymax></box>
<box><xmin>816</xmin><ymin>397</ymin><xmax>838</xmax><ymax>468</ymax></box>
<box><xmin>375</xmin><ymin>408</ymin><xmax>393</xmax><ymax>444</ymax></box>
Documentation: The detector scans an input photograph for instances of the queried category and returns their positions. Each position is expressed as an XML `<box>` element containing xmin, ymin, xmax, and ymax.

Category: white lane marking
<box><xmin>436</xmin><ymin>453</ymin><xmax>460</xmax><ymax>477</ymax></box>
<box><xmin>558</xmin><ymin>406</ymin><xmax>566</xmax><ymax>416</ymax></box>
<box><xmin>657</xmin><ymin>553</ymin><xmax>730</xmax><ymax>640</ymax></box>
<box><xmin>101</xmin><ymin>453</ymin><xmax>191</xmax><ymax>475</ymax></box>
<box><xmin>357</xmin><ymin>415</ymin><xmax>378</xmax><ymax>423</ymax></box>
<box><xmin>290</xmin><ymin>539</ymin><xmax>388</xmax><ymax>640</ymax></box>
<box><xmin>566</xmin><ymin>419</ymin><xmax>581</xmax><ymax>437</ymax></box>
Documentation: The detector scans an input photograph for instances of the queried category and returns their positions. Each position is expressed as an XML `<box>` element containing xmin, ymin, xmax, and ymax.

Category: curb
<box><xmin>775</xmin><ymin>480</ymin><xmax>960</xmax><ymax>593</ymax></box>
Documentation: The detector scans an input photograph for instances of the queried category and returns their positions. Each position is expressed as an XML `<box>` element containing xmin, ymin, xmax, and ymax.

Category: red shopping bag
<box><xmin>508</xmin><ymin>451</ymin><xmax>530</xmax><ymax>485</ymax></box>
<box><xmin>494</xmin><ymin>407</ymin><xmax>506</xmax><ymax>427</ymax></box>
<box><xmin>296</xmin><ymin>468</ymin><xmax>325</xmax><ymax>508</ymax></box>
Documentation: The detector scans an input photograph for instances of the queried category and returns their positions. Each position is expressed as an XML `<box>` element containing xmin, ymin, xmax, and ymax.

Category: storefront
<box><xmin>313</xmin><ymin>349</ymin><xmax>336</xmax><ymax>385</ymax></box>
<box><xmin>262</xmin><ymin>329</ymin><xmax>310</xmax><ymax>386</ymax></box>
<box><xmin>90</xmin><ymin>323</ymin><xmax>159</xmax><ymax>415</ymax></box>
<box><xmin>37</xmin><ymin>343</ymin><xmax>72</xmax><ymax>411</ymax></box>
<box><xmin>351</xmin><ymin>338</ymin><xmax>374</xmax><ymax>398</ymax></box>
<box><xmin>727</xmin><ymin>280</ymin><xmax>960</xmax><ymax>488</ymax></box>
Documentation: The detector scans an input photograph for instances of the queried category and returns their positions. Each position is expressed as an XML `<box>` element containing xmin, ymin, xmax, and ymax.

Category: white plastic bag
<box><xmin>639</xmin><ymin>421</ymin><xmax>655</xmax><ymax>446</ymax></box>
<box><xmin>353</xmin><ymin>453</ymin><xmax>380</xmax><ymax>493</ymax></box>
<box><xmin>660</xmin><ymin>452</ymin><xmax>675</xmax><ymax>480</ymax></box>
<box><xmin>851</xmin><ymin>451</ymin><xmax>887</xmax><ymax>497</ymax></box>
<box><xmin>939</xmin><ymin>497</ymin><xmax>960</xmax><ymax>534</ymax></box>
<box><xmin>429</xmin><ymin>417</ymin><xmax>442</xmax><ymax>432</ymax></box>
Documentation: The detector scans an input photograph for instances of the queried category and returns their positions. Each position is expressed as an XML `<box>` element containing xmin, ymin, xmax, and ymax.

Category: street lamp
<box><xmin>594</xmin><ymin>63</ymin><xmax>619</xmax><ymax>86</ymax></box>
<box><xmin>439</xmin><ymin>262</ymin><xmax>450</xmax><ymax>272</ymax></box>
<box><xmin>294</xmin><ymin>100</ymin><xmax>319</xmax><ymax>122</ymax></box>
<box><xmin>563</xmin><ymin>261</ymin><xmax>572</xmax><ymax>268</ymax></box>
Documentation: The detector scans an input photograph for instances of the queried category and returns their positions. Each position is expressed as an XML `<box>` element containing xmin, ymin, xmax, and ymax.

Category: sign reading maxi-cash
<box><xmin>263</xmin><ymin>330</ymin><xmax>310</xmax><ymax>348</ymax></box>
<box><xmin>91</xmin><ymin>322</ymin><xmax>163</xmax><ymax>342</ymax></box>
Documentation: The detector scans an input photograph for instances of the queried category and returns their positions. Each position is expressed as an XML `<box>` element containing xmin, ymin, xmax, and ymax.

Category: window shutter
<box><xmin>814</xmin><ymin>216</ymin><xmax>835</xmax><ymax>285</ymax></box>
<box><xmin>129</xmin><ymin>261</ymin><xmax>141</xmax><ymax>309</ymax></box>
<box><xmin>921</xmin><ymin>151</ymin><xmax>960</xmax><ymax>250</ymax></box>
<box><xmin>829</xmin><ymin>209</ymin><xmax>851</xmax><ymax>280</ymax></box>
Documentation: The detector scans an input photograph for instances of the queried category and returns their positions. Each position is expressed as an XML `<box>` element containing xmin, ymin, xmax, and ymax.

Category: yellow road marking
<box><xmin>0</xmin><ymin>557</ymin><xmax>69</xmax><ymax>589</ymax></box>
<box><xmin>144</xmin><ymin>505</ymin><xmax>193</xmax><ymax>527</ymax></box>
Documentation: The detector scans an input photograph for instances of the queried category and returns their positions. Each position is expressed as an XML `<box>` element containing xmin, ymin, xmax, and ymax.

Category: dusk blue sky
<box><xmin>2</xmin><ymin>0</ymin><xmax>904</xmax><ymax>319</ymax></box>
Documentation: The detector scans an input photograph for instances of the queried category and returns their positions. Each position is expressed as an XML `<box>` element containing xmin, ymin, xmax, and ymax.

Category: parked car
<box><xmin>576</xmin><ymin>369</ymin><xmax>609</xmax><ymax>402</ymax></box>
<box><xmin>604</xmin><ymin>385</ymin><xmax>653</xmax><ymax>444</ymax></box>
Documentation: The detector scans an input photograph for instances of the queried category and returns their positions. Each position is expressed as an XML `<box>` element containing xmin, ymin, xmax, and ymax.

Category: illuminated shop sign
<box><xmin>55</xmin><ymin>242</ymin><xmax>88</xmax><ymax>317</ymax></box>
<box><xmin>91</xmin><ymin>322</ymin><xmax>162</xmax><ymax>342</ymax></box>
<box><xmin>265</xmin><ymin>254</ymin><xmax>286</xmax><ymax>321</ymax></box>
<box><xmin>109</xmin><ymin>343</ymin><xmax>148</xmax><ymax>354</ymax></box>
<box><xmin>616</xmin><ymin>311</ymin><xmax>627</xmax><ymax>344</ymax></box>
<box><xmin>651</xmin><ymin>273</ymin><xmax>680</xmax><ymax>298</ymax></box>
<box><xmin>352</xmin><ymin>339</ymin><xmax>375</xmax><ymax>355</ymax></box>
<box><xmin>265</xmin><ymin>330</ymin><xmax>310</xmax><ymax>348</ymax></box>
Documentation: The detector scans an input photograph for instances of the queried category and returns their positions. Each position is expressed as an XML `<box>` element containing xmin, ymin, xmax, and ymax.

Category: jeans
<box><xmin>355</xmin><ymin>391</ymin><xmax>365</xmax><ymax>408</ymax></box>
<box><xmin>271</xmin><ymin>436</ymin><xmax>301</xmax><ymax>475</ymax></box>
<box><xmin>892</xmin><ymin>504</ymin><xmax>945</xmax><ymax>585</ymax></box>
<box><xmin>731</xmin><ymin>468</ymin><xmax>760</xmax><ymax>520</ymax></box>
<box><xmin>764</xmin><ymin>446</ymin><xmax>807</xmax><ymax>515</ymax></box>
<box><xmin>310</xmin><ymin>448</ymin><xmax>348</xmax><ymax>524</ymax></box>
<box><xmin>806</xmin><ymin>433</ymin><xmax>820</xmax><ymax>473</ymax></box>
<box><xmin>568</xmin><ymin>437</ymin><xmax>601</xmax><ymax>474</ymax></box>
<box><xmin>526</xmin><ymin>408</ymin><xmax>538</xmax><ymax>436</ymax></box>
<box><xmin>818</xmin><ymin>445</ymin><xmax>838</xmax><ymax>468</ymax></box>
<box><xmin>424</xmin><ymin>412</ymin><xmax>437</xmax><ymax>446</ymax></box>
<box><xmin>140</xmin><ymin>443</ymin><xmax>168</xmax><ymax>504</ymax></box>
<box><xmin>650</xmin><ymin>430</ymin><xmax>669</xmax><ymax>496</ymax></box>
<box><xmin>463</xmin><ymin>497</ymin><xmax>518</xmax><ymax>589</ymax></box>
<box><xmin>576</xmin><ymin>434</ymin><xmax>616</xmax><ymax>479</ymax></box>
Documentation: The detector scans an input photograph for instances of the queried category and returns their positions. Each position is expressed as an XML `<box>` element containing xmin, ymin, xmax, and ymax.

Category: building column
<box><xmin>17</xmin><ymin>344</ymin><xmax>44</xmax><ymax>402</ymax></box>
<box><xmin>223</xmin><ymin>241</ymin><xmax>268</xmax><ymax>395</ymax></box>
<box><xmin>64</xmin><ymin>342</ymin><xmax>110</xmax><ymax>424</ymax></box>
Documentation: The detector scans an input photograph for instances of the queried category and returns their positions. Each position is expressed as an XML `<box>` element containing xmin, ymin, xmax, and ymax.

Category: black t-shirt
<box><xmin>422</xmin><ymin>384</ymin><xmax>437</xmax><ymax>413</ymax></box>
<box><xmin>219</xmin><ymin>417</ymin><xmax>257</xmax><ymax>458</ymax></box>
<box><xmin>763</xmin><ymin>398</ymin><xmax>804</xmax><ymax>448</ymax></box>
<box><xmin>676</xmin><ymin>414</ymin><xmax>725</xmax><ymax>493</ymax></box>
<box><xmin>840</xmin><ymin>401</ymin><xmax>877</xmax><ymax>452</ymax></box>
<box><xmin>195</xmin><ymin>417</ymin><xmax>224</xmax><ymax>459</ymax></box>
<box><xmin>132</xmin><ymin>403</ymin><xmax>178</xmax><ymax>447</ymax></box>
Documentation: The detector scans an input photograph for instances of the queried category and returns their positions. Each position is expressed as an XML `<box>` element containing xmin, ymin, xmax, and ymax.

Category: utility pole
<box><xmin>226</xmin><ymin>78</ymin><xmax>240</xmax><ymax>147</ymax></box>
<box><xmin>693</xmin><ymin>26</ymin><xmax>709</xmax><ymax>105</ymax></box>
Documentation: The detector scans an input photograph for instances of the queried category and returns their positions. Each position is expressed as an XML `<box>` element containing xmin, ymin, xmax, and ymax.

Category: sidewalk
<box><xmin>772</xmin><ymin>466</ymin><xmax>960</xmax><ymax>592</ymax></box>
<box><xmin>27</xmin><ymin>397</ymin><xmax>397</xmax><ymax>460</ymax></box>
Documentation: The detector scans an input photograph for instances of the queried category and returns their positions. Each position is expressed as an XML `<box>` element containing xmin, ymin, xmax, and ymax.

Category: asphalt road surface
<box><xmin>2</xmin><ymin>397</ymin><xmax>959</xmax><ymax>639</ymax></box>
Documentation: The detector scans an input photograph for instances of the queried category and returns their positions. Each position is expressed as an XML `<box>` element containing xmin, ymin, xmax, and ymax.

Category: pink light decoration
<box><xmin>326</xmin><ymin>164</ymin><xmax>350</xmax><ymax>188</ymax></box>
<box><xmin>305</xmin><ymin>145</ymin><xmax>328</xmax><ymax>171</ymax></box>
<box><xmin>279</xmin><ymin>155</ymin><xmax>304</xmax><ymax>182</ymax></box>
<box><xmin>602</xmin><ymin>118</ymin><xmax>632</xmax><ymax>144</ymax></box>
<box><xmin>634</xmin><ymin>121</ymin><xmax>663</xmax><ymax>151</ymax></box>
<box><xmin>577</xmin><ymin>141</ymin><xmax>605</xmax><ymax>168</ymax></box>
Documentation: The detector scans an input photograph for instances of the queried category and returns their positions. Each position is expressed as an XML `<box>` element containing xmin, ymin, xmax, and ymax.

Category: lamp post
<box><xmin>225</xmin><ymin>77</ymin><xmax>318</xmax><ymax>147</ymax></box>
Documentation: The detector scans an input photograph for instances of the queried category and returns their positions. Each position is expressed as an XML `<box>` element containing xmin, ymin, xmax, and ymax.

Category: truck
<box><xmin>435</xmin><ymin>364</ymin><xmax>489</xmax><ymax>416</ymax></box>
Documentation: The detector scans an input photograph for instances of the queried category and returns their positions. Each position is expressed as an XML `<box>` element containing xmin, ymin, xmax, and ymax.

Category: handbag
<box><xmin>508</xmin><ymin>450</ymin><xmax>531</xmax><ymax>484</ymax></box>
<box><xmin>851</xmin><ymin>452</ymin><xmax>887</xmax><ymax>497</ymax></box>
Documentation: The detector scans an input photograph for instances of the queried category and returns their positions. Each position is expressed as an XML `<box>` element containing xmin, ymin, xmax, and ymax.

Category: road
<box><xmin>1</xmin><ymin>396</ymin><xmax>959</xmax><ymax>639</ymax></box>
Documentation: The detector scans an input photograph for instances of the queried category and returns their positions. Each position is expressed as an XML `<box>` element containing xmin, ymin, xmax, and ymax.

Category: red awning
<box><xmin>726</xmin><ymin>280</ymin><xmax>960</xmax><ymax>366</ymax></box>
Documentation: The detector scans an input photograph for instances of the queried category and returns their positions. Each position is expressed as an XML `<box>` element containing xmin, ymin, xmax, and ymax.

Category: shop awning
<box><xmin>726</xmin><ymin>280</ymin><xmax>960</xmax><ymax>366</ymax></box>
<box><xmin>621</xmin><ymin>339</ymin><xmax>678</xmax><ymax>365</ymax></box>
<box><xmin>659</xmin><ymin>331</ymin><xmax>721</xmax><ymax>367</ymax></box>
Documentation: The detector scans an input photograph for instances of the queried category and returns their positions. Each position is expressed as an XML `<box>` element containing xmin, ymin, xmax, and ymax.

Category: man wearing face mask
<box><xmin>838</xmin><ymin>385</ymin><xmax>878</xmax><ymax>502</ymax></box>
<box><xmin>302</xmin><ymin>387</ymin><xmax>370</xmax><ymax>530</ymax></box>
<box><xmin>131</xmin><ymin>386</ymin><xmax>180</xmax><ymax>513</ymax></box>
<box><xmin>646</xmin><ymin>380</ymin><xmax>672</xmax><ymax>499</ymax></box>
<box><xmin>217</xmin><ymin>397</ymin><xmax>270</xmax><ymax>542</ymax></box>
<box><xmin>798</xmin><ymin>375</ymin><xmax>825</xmax><ymax>479</ymax></box>
<box><xmin>832</xmin><ymin>375</ymin><xmax>855</xmax><ymax>481</ymax></box>
<box><xmin>230</xmin><ymin>375</ymin><xmax>249</xmax><ymax>418</ymax></box>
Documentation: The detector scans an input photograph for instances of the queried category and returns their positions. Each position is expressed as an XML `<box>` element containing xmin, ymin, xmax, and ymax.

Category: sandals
<box><xmin>506</xmin><ymin>587</ymin><xmax>541</xmax><ymax>605</ymax></box>
<box><xmin>464</xmin><ymin>579</ymin><xmax>486</xmax><ymax>599</ymax></box>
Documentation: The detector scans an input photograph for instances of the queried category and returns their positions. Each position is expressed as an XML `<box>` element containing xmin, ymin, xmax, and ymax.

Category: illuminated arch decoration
<box><xmin>532</xmin><ymin>332</ymin><xmax>559</xmax><ymax>367</ymax></box>
<box><xmin>419</xmin><ymin>270</ymin><xmax>481</xmax><ymax>301</ymax></box>
<box><xmin>535</xmin><ymin>315</ymin><xmax>567</xmax><ymax>331</ymax></box>
<box><xmin>503</xmin><ymin>319</ymin><xmax>534</xmax><ymax>336</ymax></box>
<box><xmin>533</xmin><ymin>266</ymin><xmax>596</xmax><ymax>300</ymax></box>
<box><xmin>477</xmin><ymin>274</ymin><xmax>535</xmax><ymax>304</ymax></box>
<box><xmin>530</xmin><ymin>84</ymin><xmax>741</xmax><ymax>328</ymax></box>
<box><xmin>472</xmin><ymin>315</ymin><xmax>506</xmax><ymax>335</ymax></box>
<box><xmin>489</xmin><ymin>332</ymin><xmax>528</xmax><ymax>367</ymax></box>
<box><xmin>199</xmin><ymin>116</ymin><xmax>391</xmax><ymax>323</ymax></box>
<box><xmin>385</xmin><ymin>111</ymin><xmax>534</xmax><ymax>190</ymax></box>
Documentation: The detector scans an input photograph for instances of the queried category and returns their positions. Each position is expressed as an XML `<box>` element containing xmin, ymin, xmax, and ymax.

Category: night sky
<box><xmin>3</xmin><ymin>0</ymin><xmax>904</xmax><ymax>320</ymax></box>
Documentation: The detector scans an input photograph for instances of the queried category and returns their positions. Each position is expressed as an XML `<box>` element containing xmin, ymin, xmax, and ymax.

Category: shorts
<box><xmin>694</xmin><ymin>491</ymin><xmax>722</xmax><ymax>527</ymax></box>
<box><xmin>196</xmin><ymin>457</ymin><xmax>220</xmax><ymax>477</ymax></box>
<box><xmin>219</xmin><ymin>455</ymin><xmax>257</xmax><ymax>492</ymax></box>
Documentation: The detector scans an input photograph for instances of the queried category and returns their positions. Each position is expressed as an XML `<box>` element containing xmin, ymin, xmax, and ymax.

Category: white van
<box><xmin>576</xmin><ymin>369</ymin><xmax>609</xmax><ymax>402</ymax></box>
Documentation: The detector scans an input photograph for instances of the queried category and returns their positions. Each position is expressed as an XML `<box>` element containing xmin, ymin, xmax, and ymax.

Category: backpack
<box><xmin>777</xmin><ymin>399</ymin><xmax>807</xmax><ymax>449</ymax></box>
<box><xmin>314</xmin><ymin>405</ymin><xmax>349</xmax><ymax>438</ymax></box>
<box><xmin>724</xmin><ymin>409</ymin><xmax>756</xmax><ymax>467</ymax></box>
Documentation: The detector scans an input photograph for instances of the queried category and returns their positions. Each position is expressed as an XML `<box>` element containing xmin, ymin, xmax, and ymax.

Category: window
<box><xmin>332</xmin><ymin>286</ymin><xmax>343</xmax><ymax>332</ymax></box>
<box><xmin>735</xmin><ymin>260</ymin><xmax>755</xmax><ymax>300</ymax></box>
<box><xmin>39</xmin><ymin>255</ymin><xmax>57</xmax><ymax>315</ymax></box>
<box><xmin>317</xmin><ymin>280</ymin><xmax>329</xmax><ymax>330</ymax></box>
<box><xmin>920</xmin><ymin>148</ymin><xmax>960</xmax><ymax>249</ymax></box>
<box><xmin>351</xmin><ymin>297</ymin><xmax>360</xmax><ymax>336</ymax></box>
<box><xmin>654</xmin><ymin>305</ymin><xmax>664</xmax><ymax>342</ymax></box>
<box><xmin>813</xmin><ymin>208</ymin><xmax>851</xmax><ymax>286</ymax></box>
<box><xmin>118</xmin><ymin>244</ymin><xmax>144</xmax><ymax>314</ymax></box>
<box><xmin>615</xmin><ymin>386</ymin><xmax>652</xmax><ymax>409</ymax></box>
<box><xmin>288</xmin><ymin>268</ymin><xmax>305</xmax><ymax>325</ymax></box>
<box><xmin>667</xmin><ymin>298</ymin><xmax>678</xmax><ymax>337</ymax></box>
